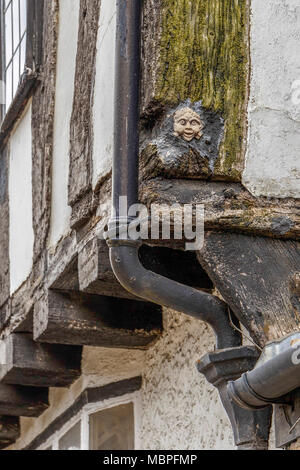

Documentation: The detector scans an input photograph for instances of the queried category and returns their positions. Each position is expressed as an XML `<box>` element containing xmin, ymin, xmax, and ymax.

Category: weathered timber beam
<box><xmin>198</xmin><ymin>232</ymin><xmax>300</xmax><ymax>347</ymax></box>
<box><xmin>0</xmin><ymin>416</ymin><xmax>20</xmax><ymax>449</ymax></box>
<box><xmin>0</xmin><ymin>301</ymin><xmax>10</xmax><ymax>331</ymax></box>
<box><xmin>50</xmin><ymin>255</ymin><xmax>79</xmax><ymax>291</ymax></box>
<box><xmin>140</xmin><ymin>178</ymin><xmax>300</xmax><ymax>241</ymax></box>
<box><xmin>0</xmin><ymin>148</ymin><xmax>10</xmax><ymax>310</ymax></box>
<box><xmin>14</xmin><ymin>307</ymin><xmax>33</xmax><ymax>333</ymax></box>
<box><xmin>0</xmin><ymin>333</ymin><xmax>82</xmax><ymax>387</ymax></box>
<box><xmin>0</xmin><ymin>384</ymin><xmax>49</xmax><ymax>418</ymax></box>
<box><xmin>33</xmin><ymin>290</ymin><xmax>162</xmax><ymax>349</ymax></box>
<box><xmin>78</xmin><ymin>238</ymin><xmax>139</xmax><ymax>300</ymax></box>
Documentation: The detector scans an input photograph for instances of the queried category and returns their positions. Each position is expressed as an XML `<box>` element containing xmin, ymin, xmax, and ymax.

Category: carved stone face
<box><xmin>173</xmin><ymin>108</ymin><xmax>203</xmax><ymax>142</ymax></box>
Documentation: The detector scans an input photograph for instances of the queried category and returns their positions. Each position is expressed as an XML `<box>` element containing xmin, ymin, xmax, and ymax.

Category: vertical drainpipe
<box><xmin>112</xmin><ymin>0</ymin><xmax>141</xmax><ymax>223</ymax></box>
<box><xmin>106</xmin><ymin>0</ymin><xmax>272</xmax><ymax>450</ymax></box>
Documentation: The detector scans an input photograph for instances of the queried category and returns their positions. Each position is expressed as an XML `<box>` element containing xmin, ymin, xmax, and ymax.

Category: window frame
<box><xmin>37</xmin><ymin>392</ymin><xmax>142</xmax><ymax>451</ymax></box>
<box><xmin>0</xmin><ymin>0</ymin><xmax>43</xmax><ymax>144</ymax></box>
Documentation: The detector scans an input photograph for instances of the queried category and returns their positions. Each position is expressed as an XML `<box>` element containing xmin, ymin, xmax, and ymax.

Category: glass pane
<box><xmin>4</xmin><ymin>3</ymin><xmax>12</xmax><ymax>66</ymax></box>
<box><xmin>20</xmin><ymin>34</ymin><xmax>25</xmax><ymax>74</ymax></box>
<box><xmin>0</xmin><ymin>79</ymin><xmax>5</xmax><ymax>106</ymax></box>
<box><xmin>12</xmin><ymin>51</ymin><xmax>19</xmax><ymax>94</ymax></box>
<box><xmin>3</xmin><ymin>0</ymin><xmax>27</xmax><ymax>115</ymax></box>
<box><xmin>58</xmin><ymin>422</ymin><xmax>81</xmax><ymax>450</ymax></box>
<box><xmin>89</xmin><ymin>403</ymin><xmax>134</xmax><ymax>451</ymax></box>
<box><xmin>5</xmin><ymin>62</ymin><xmax>12</xmax><ymax>108</ymax></box>
<box><xmin>12</xmin><ymin>0</ymin><xmax>19</xmax><ymax>50</ymax></box>
<box><xmin>20</xmin><ymin>0</ymin><xmax>26</xmax><ymax>37</ymax></box>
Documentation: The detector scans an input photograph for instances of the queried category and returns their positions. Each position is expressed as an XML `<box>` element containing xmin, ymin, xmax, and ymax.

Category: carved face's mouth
<box><xmin>183</xmin><ymin>130</ymin><xmax>194</xmax><ymax>141</ymax></box>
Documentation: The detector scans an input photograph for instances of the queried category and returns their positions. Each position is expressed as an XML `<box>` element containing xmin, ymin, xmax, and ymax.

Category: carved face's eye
<box><xmin>191</xmin><ymin>120</ymin><xmax>200</xmax><ymax>126</ymax></box>
<box><xmin>179</xmin><ymin>119</ymin><xmax>187</xmax><ymax>126</ymax></box>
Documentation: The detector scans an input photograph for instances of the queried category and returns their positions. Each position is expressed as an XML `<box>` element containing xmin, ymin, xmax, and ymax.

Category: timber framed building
<box><xmin>0</xmin><ymin>0</ymin><xmax>299</xmax><ymax>451</ymax></box>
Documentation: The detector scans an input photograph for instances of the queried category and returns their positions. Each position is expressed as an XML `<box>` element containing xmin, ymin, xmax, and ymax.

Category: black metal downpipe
<box><xmin>107</xmin><ymin>0</ymin><xmax>273</xmax><ymax>450</ymax></box>
<box><xmin>112</xmin><ymin>0</ymin><xmax>141</xmax><ymax>218</ymax></box>
<box><xmin>108</xmin><ymin>0</ymin><xmax>241</xmax><ymax>351</ymax></box>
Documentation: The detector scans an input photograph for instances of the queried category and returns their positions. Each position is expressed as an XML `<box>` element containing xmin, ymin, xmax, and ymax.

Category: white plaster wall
<box><xmin>141</xmin><ymin>309</ymin><xmax>234</xmax><ymax>450</ymax></box>
<box><xmin>9</xmin><ymin>103</ymin><xmax>34</xmax><ymax>295</ymax></box>
<box><xmin>48</xmin><ymin>0</ymin><xmax>80</xmax><ymax>248</ymax></box>
<box><xmin>92</xmin><ymin>0</ymin><xmax>117</xmax><ymax>189</ymax></box>
<box><xmin>243</xmin><ymin>0</ymin><xmax>300</xmax><ymax>199</ymax></box>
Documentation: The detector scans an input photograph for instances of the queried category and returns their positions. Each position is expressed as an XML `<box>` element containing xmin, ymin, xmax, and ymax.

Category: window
<box><xmin>2</xmin><ymin>0</ymin><xmax>27</xmax><ymax>113</ymax></box>
<box><xmin>89</xmin><ymin>403</ymin><xmax>134</xmax><ymax>450</ymax></box>
<box><xmin>59</xmin><ymin>421</ymin><xmax>81</xmax><ymax>451</ymax></box>
<box><xmin>38</xmin><ymin>395</ymin><xmax>140</xmax><ymax>451</ymax></box>
<box><xmin>0</xmin><ymin>0</ymin><xmax>43</xmax><ymax>126</ymax></box>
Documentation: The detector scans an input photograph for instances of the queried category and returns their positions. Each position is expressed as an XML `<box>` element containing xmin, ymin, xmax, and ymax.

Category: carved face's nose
<box><xmin>185</xmin><ymin>122</ymin><xmax>192</xmax><ymax>130</ymax></box>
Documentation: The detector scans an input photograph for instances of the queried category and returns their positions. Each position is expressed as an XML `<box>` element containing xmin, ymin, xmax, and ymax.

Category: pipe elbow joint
<box><xmin>107</xmin><ymin>237</ymin><xmax>241</xmax><ymax>350</ymax></box>
<box><xmin>108</xmin><ymin>239</ymin><xmax>147</xmax><ymax>298</ymax></box>
<box><xmin>227</xmin><ymin>333</ymin><xmax>300</xmax><ymax>410</ymax></box>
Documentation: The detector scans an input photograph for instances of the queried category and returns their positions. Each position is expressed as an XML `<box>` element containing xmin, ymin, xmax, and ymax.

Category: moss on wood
<box><xmin>149</xmin><ymin>0</ymin><xmax>250</xmax><ymax>181</ymax></box>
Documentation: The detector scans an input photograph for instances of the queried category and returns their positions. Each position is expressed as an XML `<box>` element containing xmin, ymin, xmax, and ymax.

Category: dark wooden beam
<box><xmin>78</xmin><ymin>238</ymin><xmax>139</xmax><ymax>300</ymax></box>
<box><xmin>34</xmin><ymin>290</ymin><xmax>162</xmax><ymax>349</ymax></box>
<box><xmin>0</xmin><ymin>384</ymin><xmax>49</xmax><ymax>417</ymax></box>
<box><xmin>0</xmin><ymin>301</ymin><xmax>10</xmax><ymax>331</ymax></box>
<box><xmin>0</xmin><ymin>333</ymin><xmax>82</xmax><ymax>388</ymax></box>
<box><xmin>198</xmin><ymin>232</ymin><xmax>300</xmax><ymax>347</ymax></box>
<box><xmin>0</xmin><ymin>148</ymin><xmax>10</xmax><ymax>310</ymax></box>
<box><xmin>50</xmin><ymin>255</ymin><xmax>79</xmax><ymax>291</ymax></box>
<box><xmin>0</xmin><ymin>416</ymin><xmax>20</xmax><ymax>449</ymax></box>
<box><xmin>14</xmin><ymin>307</ymin><xmax>33</xmax><ymax>333</ymax></box>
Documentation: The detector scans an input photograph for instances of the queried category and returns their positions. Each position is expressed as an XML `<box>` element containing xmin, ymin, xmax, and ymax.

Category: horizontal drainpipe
<box><xmin>107</xmin><ymin>0</ymin><xmax>241</xmax><ymax>351</ymax></box>
<box><xmin>228</xmin><ymin>340</ymin><xmax>300</xmax><ymax>410</ymax></box>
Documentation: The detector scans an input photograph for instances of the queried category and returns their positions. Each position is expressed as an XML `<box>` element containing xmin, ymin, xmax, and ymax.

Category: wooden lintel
<box><xmin>34</xmin><ymin>290</ymin><xmax>162</xmax><ymax>349</ymax></box>
<box><xmin>0</xmin><ymin>333</ymin><xmax>82</xmax><ymax>388</ymax></box>
<box><xmin>0</xmin><ymin>416</ymin><xmax>20</xmax><ymax>449</ymax></box>
<box><xmin>0</xmin><ymin>384</ymin><xmax>49</xmax><ymax>418</ymax></box>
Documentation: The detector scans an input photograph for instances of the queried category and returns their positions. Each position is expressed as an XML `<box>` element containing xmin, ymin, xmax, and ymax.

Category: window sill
<box><xmin>0</xmin><ymin>70</ymin><xmax>40</xmax><ymax>150</ymax></box>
